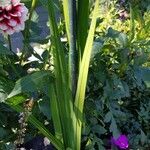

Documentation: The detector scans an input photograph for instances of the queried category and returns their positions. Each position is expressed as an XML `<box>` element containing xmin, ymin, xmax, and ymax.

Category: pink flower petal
<box><xmin>3</xmin><ymin>14</ymin><xmax>11</xmax><ymax>19</ymax></box>
<box><xmin>8</xmin><ymin>19</ymin><xmax>17</xmax><ymax>27</ymax></box>
<box><xmin>5</xmin><ymin>5</ymin><xmax>12</xmax><ymax>11</ymax></box>
<box><xmin>0</xmin><ymin>0</ymin><xmax>28</xmax><ymax>35</ymax></box>
<box><xmin>0</xmin><ymin>17</ymin><xmax>4</xmax><ymax>21</ymax></box>
<box><xmin>5</xmin><ymin>27</ymin><xmax>15</xmax><ymax>35</ymax></box>
<box><xmin>0</xmin><ymin>23</ymin><xmax>8</xmax><ymax>30</ymax></box>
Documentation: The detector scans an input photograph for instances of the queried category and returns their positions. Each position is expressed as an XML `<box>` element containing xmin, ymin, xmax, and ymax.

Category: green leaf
<box><xmin>38</xmin><ymin>97</ymin><xmax>51</xmax><ymax>120</ymax></box>
<box><xmin>91</xmin><ymin>41</ymin><xmax>103</xmax><ymax>60</ymax></box>
<box><xmin>0</xmin><ymin>43</ymin><xmax>13</xmax><ymax>55</ymax></box>
<box><xmin>118</xmin><ymin>33</ymin><xmax>128</xmax><ymax>48</ymax></box>
<box><xmin>134</xmin><ymin>67</ymin><xmax>150</xmax><ymax>88</ymax></box>
<box><xmin>0</xmin><ymin>128</ymin><xmax>7</xmax><ymax>139</ymax></box>
<box><xmin>39</xmin><ymin>0</ymin><xmax>59</xmax><ymax>11</ymax></box>
<box><xmin>92</xmin><ymin>124</ymin><xmax>107</xmax><ymax>135</ymax></box>
<box><xmin>104</xmin><ymin>111</ymin><xmax>112</xmax><ymax>123</ymax></box>
<box><xmin>107</xmin><ymin>27</ymin><xmax>120</xmax><ymax>38</ymax></box>
<box><xmin>93</xmin><ymin>136</ymin><xmax>105</xmax><ymax>150</ymax></box>
<box><xmin>0</xmin><ymin>113</ymin><xmax>7</xmax><ymax>126</ymax></box>
<box><xmin>6</xmin><ymin>95</ymin><xmax>27</xmax><ymax>106</ymax></box>
<box><xmin>129</xmin><ymin>4</ymin><xmax>136</xmax><ymax>42</ymax></box>
<box><xmin>0</xmin><ymin>77</ymin><xmax>14</xmax><ymax>102</ymax></box>
<box><xmin>107</xmin><ymin>28</ymin><xmax>128</xmax><ymax>47</ymax></box>
<box><xmin>75</xmin><ymin>0</ymin><xmax>99</xmax><ymax>149</ymax></box>
<box><xmin>47</xmin><ymin>0</ymin><xmax>76</xmax><ymax>149</ymax></box>
<box><xmin>77</xmin><ymin>0</ymin><xmax>89</xmax><ymax>57</ymax></box>
<box><xmin>140</xmin><ymin>130</ymin><xmax>147</xmax><ymax>145</ymax></box>
<box><xmin>110</xmin><ymin>117</ymin><xmax>120</xmax><ymax>139</ymax></box>
<box><xmin>48</xmin><ymin>84</ymin><xmax>62</xmax><ymax>140</ymax></box>
<box><xmin>8</xmin><ymin>71</ymin><xmax>52</xmax><ymax>98</ymax></box>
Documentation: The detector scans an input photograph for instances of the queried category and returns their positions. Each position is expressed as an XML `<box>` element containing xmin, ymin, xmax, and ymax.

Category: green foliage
<box><xmin>0</xmin><ymin>43</ymin><xmax>13</xmax><ymax>55</ymax></box>
<box><xmin>0</xmin><ymin>0</ymin><xmax>150</xmax><ymax>150</ymax></box>
<box><xmin>8</xmin><ymin>70</ymin><xmax>53</xmax><ymax>98</ymax></box>
<box><xmin>83</xmin><ymin>4</ymin><xmax>150</xmax><ymax>148</ymax></box>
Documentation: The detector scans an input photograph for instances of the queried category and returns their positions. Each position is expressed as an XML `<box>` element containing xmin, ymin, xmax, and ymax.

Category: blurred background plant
<box><xmin>0</xmin><ymin>0</ymin><xmax>150</xmax><ymax>150</ymax></box>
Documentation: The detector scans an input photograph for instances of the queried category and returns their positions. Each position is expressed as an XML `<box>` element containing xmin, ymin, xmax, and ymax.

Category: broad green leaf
<box><xmin>134</xmin><ymin>67</ymin><xmax>150</xmax><ymax>88</ymax></box>
<box><xmin>104</xmin><ymin>111</ymin><xmax>112</xmax><ymax>123</ymax></box>
<box><xmin>93</xmin><ymin>136</ymin><xmax>105</xmax><ymax>150</ymax></box>
<box><xmin>0</xmin><ymin>112</ymin><xmax>7</xmax><ymax>126</ymax></box>
<box><xmin>0</xmin><ymin>128</ymin><xmax>7</xmax><ymax>139</ymax></box>
<box><xmin>92</xmin><ymin>124</ymin><xmax>107</xmax><ymax>135</ymax></box>
<box><xmin>118</xmin><ymin>33</ymin><xmax>128</xmax><ymax>48</ymax></box>
<box><xmin>8</xmin><ymin>71</ymin><xmax>52</xmax><ymax>98</ymax></box>
<box><xmin>107</xmin><ymin>27</ymin><xmax>120</xmax><ymax>38</ymax></box>
<box><xmin>110</xmin><ymin>117</ymin><xmax>120</xmax><ymax>138</ymax></box>
<box><xmin>38</xmin><ymin>97</ymin><xmax>51</xmax><ymax>120</ymax></box>
<box><xmin>107</xmin><ymin>28</ymin><xmax>128</xmax><ymax>47</ymax></box>
<box><xmin>0</xmin><ymin>43</ymin><xmax>13</xmax><ymax>55</ymax></box>
<box><xmin>0</xmin><ymin>77</ymin><xmax>14</xmax><ymax>102</ymax></box>
<box><xmin>104</xmin><ymin>107</ymin><xmax>120</xmax><ymax>139</ymax></box>
<box><xmin>140</xmin><ymin>130</ymin><xmax>147</xmax><ymax>144</ymax></box>
<box><xmin>91</xmin><ymin>41</ymin><xmax>103</xmax><ymax>60</ymax></box>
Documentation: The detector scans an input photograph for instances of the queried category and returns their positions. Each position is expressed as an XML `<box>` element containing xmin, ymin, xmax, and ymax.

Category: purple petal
<box><xmin>112</xmin><ymin>135</ymin><xmax>129</xmax><ymax>149</ymax></box>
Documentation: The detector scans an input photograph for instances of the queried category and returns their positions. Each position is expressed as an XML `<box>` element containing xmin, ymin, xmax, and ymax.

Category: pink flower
<box><xmin>0</xmin><ymin>0</ymin><xmax>28</xmax><ymax>35</ymax></box>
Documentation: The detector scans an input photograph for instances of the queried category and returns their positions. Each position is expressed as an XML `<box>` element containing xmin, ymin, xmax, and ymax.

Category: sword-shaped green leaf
<box><xmin>74</xmin><ymin>0</ymin><xmax>99</xmax><ymax>149</ymax></box>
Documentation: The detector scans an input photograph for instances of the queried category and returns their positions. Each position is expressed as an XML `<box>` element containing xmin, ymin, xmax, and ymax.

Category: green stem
<box><xmin>129</xmin><ymin>3</ymin><xmax>135</xmax><ymax>42</ymax></box>
<box><xmin>7</xmin><ymin>35</ymin><xmax>16</xmax><ymax>55</ymax></box>
<box><xmin>20</xmin><ymin>0</ymin><xmax>37</xmax><ymax>64</ymax></box>
<box><xmin>69</xmin><ymin>0</ymin><xmax>78</xmax><ymax>98</ymax></box>
<box><xmin>7</xmin><ymin>35</ymin><xmax>12</xmax><ymax>52</ymax></box>
<box><xmin>7</xmin><ymin>35</ymin><xmax>20</xmax><ymax>78</ymax></box>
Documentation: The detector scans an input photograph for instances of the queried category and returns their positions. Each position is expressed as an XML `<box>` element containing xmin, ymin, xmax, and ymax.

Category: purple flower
<box><xmin>112</xmin><ymin>135</ymin><xmax>129</xmax><ymax>149</ymax></box>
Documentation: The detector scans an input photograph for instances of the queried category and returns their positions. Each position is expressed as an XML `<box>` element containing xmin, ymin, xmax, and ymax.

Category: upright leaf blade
<box><xmin>48</xmin><ymin>84</ymin><xmax>62</xmax><ymax>141</ymax></box>
<box><xmin>75</xmin><ymin>0</ymin><xmax>99</xmax><ymax>149</ymax></box>
<box><xmin>62</xmin><ymin>0</ymin><xmax>78</xmax><ymax>96</ymax></box>
<box><xmin>47</xmin><ymin>0</ymin><xmax>76</xmax><ymax>149</ymax></box>
<box><xmin>77</xmin><ymin>0</ymin><xmax>89</xmax><ymax>58</ymax></box>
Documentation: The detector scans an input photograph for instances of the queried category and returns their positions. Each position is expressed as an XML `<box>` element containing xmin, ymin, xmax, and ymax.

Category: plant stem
<box><xmin>20</xmin><ymin>0</ymin><xmax>37</xmax><ymax>64</ymax></box>
<box><xmin>69</xmin><ymin>0</ymin><xmax>78</xmax><ymax>98</ymax></box>
<box><xmin>8</xmin><ymin>35</ymin><xmax>12</xmax><ymax>52</ymax></box>
<box><xmin>7</xmin><ymin>35</ymin><xmax>16</xmax><ymax>55</ymax></box>
<box><xmin>7</xmin><ymin>35</ymin><xmax>20</xmax><ymax>78</ymax></box>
